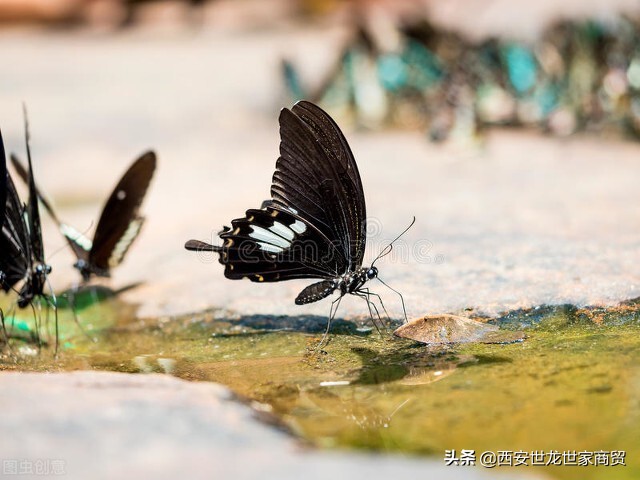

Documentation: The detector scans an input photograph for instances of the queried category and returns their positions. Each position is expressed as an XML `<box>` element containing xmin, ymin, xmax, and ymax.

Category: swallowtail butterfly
<box><xmin>185</xmin><ymin>101</ymin><xmax>409</xmax><ymax>328</ymax></box>
<box><xmin>11</xmin><ymin>151</ymin><xmax>156</xmax><ymax>282</ymax></box>
<box><xmin>0</xmin><ymin>126</ymin><xmax>52</xmax><ymax>310</ymax></box>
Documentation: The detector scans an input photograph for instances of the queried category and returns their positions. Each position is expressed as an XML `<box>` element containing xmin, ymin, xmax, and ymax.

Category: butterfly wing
<box><xmin>0</xmin><ymin>132</ymin><xmax>6</xmax><ymax>233</ymax></box>
<box><xmin>186</xmin><ymin>205</ymin><xmax>345</xmax><ymax>282</ymax></box>
<box><xmin>10</xmin><ymin>153</ymin><xmax>91</xmax><ymax>262</ymax></box>
<box><xmin>273</xmin><ymin>101</ymin><xmax>367</xmax><ymax>272</ymax></box>
<box><xmin>0</xmin><ymin>135</ymin><xmax>30</xmax><ymax>292</ymax></box>
<box><xmin>24</xmin><ymin>132</ymin><xmax>45</xmax><ymax>265</ymax></box>
<box><xmin>88</xmin><ymin>151</ymin><xmax>156</xmax><ymax>275</ymax></box>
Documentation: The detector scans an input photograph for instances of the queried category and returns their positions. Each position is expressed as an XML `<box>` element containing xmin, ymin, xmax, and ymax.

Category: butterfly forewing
<box><xmin>0</xmin><ymin>132</ymin><xmax>6</xmax><ymax>232</ymax></box>
<box><xmin>273</xmin><ymin>101</ymin><xmax>366</xmax><ymax>272</ymax></box>
<box><xmin>25</xmin><ymin>134</ymin><xmax>45</xmax><ymax>265</ymax></box>
<box><xmin>0</xmin><ymin>142</ymin><xmax>31</xmax><ymax>292</ymax></box>
<box><xmin>89</xmin><ymin>151</ymin><xmax>156</xmax><ymax>273</ymax></box>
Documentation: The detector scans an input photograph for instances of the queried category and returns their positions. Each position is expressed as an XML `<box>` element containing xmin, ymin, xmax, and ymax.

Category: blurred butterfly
<box><xmin>11</xmin><ymin>151</ymin><xmax>156</xmax><ymax>282</ymax></box>
<box><xmin>0</xmin><ymin>124</ymin><xmax>53</xmax><ymax>312</ymax></box>
<box><xmin>185</xmin><ymin>101</ymin><xmax>410</xmax><ymax>330</ymax></box>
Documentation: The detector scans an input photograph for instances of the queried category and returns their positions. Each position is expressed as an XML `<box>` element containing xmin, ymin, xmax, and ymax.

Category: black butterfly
<box><xmin>185</xmin><ymin>101</ymin><xmax>409</xmax><ymax>328</ymax></box>
<box><xmin>11</xmin><ymin>151</ymin><xmax>157</xmax><ymax>282</ymax></box>
<box><xmin>0</xmin><ymin>127</ymin><xmax>52</xmax><ymax>311</ymax></box>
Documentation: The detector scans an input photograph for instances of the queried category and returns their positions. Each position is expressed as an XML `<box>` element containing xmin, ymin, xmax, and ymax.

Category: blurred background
<box><xmin>1</xmin><ymin>0</ymin><xmax>640</xmax><ymax>319</ymax></box>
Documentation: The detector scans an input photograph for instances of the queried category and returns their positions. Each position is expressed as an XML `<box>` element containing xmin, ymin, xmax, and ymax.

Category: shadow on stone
<box><xmin>229</xmin><ymin>314</ymin><xmax>368</xmax><ymax>336</ymax></box>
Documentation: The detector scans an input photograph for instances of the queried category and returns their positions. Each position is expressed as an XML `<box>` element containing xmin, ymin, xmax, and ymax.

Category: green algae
<box><xmin>1</xmin><ymin>296</ymin><xmax>639</xmax><ymax>480</ymax></box>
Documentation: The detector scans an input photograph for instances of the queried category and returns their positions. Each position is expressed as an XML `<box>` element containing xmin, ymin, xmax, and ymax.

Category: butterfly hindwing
<box><xmin>213</xmin><ymin>206</ymin><xmax>344</xmax><ymax>282</ymax></box>
<box><xmin>88</xmin><ymin>151</ymin><xmax>156</xmax><ymax>274</ymax></box>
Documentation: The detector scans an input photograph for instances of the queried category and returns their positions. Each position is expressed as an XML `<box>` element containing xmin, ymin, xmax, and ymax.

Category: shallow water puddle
<box><xmin>1</xmin><ymin>293</ymin><xmax>639</xmax><ymax>480</ymax></box>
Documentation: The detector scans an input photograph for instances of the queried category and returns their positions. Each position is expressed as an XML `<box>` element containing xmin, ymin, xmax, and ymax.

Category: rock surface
<box><xmin>394</xmin><ymin>314</ymin><xmax>524</xmax><ymax>344</ymax></box>
<box><xmin>0</xmin><ymin>371</ymin><xmax>542</xmax><ymax>480</ymax></box>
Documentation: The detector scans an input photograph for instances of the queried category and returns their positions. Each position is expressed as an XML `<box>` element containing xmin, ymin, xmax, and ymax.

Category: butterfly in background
<box><xmin>11</xmin><ymin>151</ymin><xmax>157</xmax><ymax>282</ymax></box>
<box><xmin>0</xmin><ymin>122</ymin><xmax>56</xmax><ymax>346</ymax></box>
<box><xmin>186</xmin><ymin>100</ymin><xmax>411</xmax><ymax>332</ymax></box>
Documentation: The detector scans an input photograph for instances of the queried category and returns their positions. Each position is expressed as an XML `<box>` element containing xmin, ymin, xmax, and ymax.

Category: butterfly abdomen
<box><xmin>295</xmin><ymin>280</ymin><xmax>336</xmax><ymax>305</ymax></box>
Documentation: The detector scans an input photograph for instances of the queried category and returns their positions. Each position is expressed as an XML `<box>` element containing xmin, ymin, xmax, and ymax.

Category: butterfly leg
<box><xmin>359</xmin><ymin>288</ymin><xmax>391</xmax><ymax>325</ymax></box>
<box><xmin>353</xmin><ymin>291</ymin><xmax>384</xmax><ymax>336</ymax></box>
<box><xmin>90</xmin><ymin>287</ymin><xmax>99</xmax><ymax>305</ymax></box>
<box><xmin>63</xmin><ymin>287</ymin><xmax>97</xmax><ymax>344</ymax></box>
<box><xmin>2</xmin><ymin>303</ymin><xmax>17</xmax><ymax>345</ymax></box>
<box><xmin>44</xmin><ymin>297</ymin><xmax>51</xmax><ymax>343</ymax></box>
<box><xmin>43</xmin><ymin>279</ymin><xmax>60</xmax><ymax>355</ymax></box>
<box><xmin>0</xmin><ymin>309</ymin><xmax>6</xmax><ymax>345</ymax></box>
<box><xmin>31</xmin><ymin>301</ymin><xmax>42</xmax><ymax>350</ymax></box>
<box><xmin>51</xmin><ymin>301</ymin><xmax>59</xmax><ymax>357</ymax></box>
<box><xmin>0</xmin><ymin>305</ymin><xmax>18</xmax><ymax>352</ymax></box>
<box><xmin>317</xmin><ymin>294</ymin><xmax>343</xmax><ymax>350</ymax></box>
<box><xmin>376</xmin><ymin>277</ymin><xmax>408</xmax><ymax>323</ymax></box>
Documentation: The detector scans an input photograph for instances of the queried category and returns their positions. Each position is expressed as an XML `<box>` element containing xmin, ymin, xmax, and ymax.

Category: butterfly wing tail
<box><xmin>184</xmin><ymin>239</ymin><xmax>220</xmax><ymax>252</ymax></box>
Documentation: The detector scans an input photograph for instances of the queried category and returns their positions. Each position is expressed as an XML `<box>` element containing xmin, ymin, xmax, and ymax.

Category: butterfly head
<box><xmin>28</xmin><ymin>262</ymin><xmax>52</xmax><ymax>301</ymax></box>
<box><xmin>34</xmin><ymin>263</ymin><xmax>52</xmax><ymax>276</ymax></box>
<box><xmin>366</xmin><ymin>266</ymin><xmax>378</xmax><ymax>280</ymax></box>
<box><xmin>73</xmin><ymin>259</ymin><xmax>98</xmax><ymax>282</ymax></box>
<box><xmin>17</xmin><ymin>263</ymin><xmax>50</xmax><ymax>308</ymax></box>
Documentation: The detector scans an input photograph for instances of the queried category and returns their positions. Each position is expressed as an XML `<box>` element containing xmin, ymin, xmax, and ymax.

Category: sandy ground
<box><xmin>0</xmin><ymin>23</ymin><xmax>638</xmax><ymax>322</ymax></box>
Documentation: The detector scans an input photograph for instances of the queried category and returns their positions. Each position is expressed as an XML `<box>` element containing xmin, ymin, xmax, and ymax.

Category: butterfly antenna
<box><xmin>62</xmin><ymin>286</ymin><xmax>97</xmax><ymax>343</ymax></box>
<box><xmin>376</xmin><ymin>276</ymin><xmax>408</xmax><ymax>323</ymax></box>
<box><xmin>46</xmin><ymin>242</ymin><xmax>72</xmax><ymax>262</ymax></box>
<box><xmin>46</xmin><ymin>220</ymin><xmax>96</xmax><ymax>262</ymax></box>
<box><xmin>0</xmin><ymin>308</ymin><xmax>6</xmax><ymax>345</ymax></box>
<box><xmin>371</xmin><ymin>217</ymin><xmax>416</xmax><ymax>268</ymax></box>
